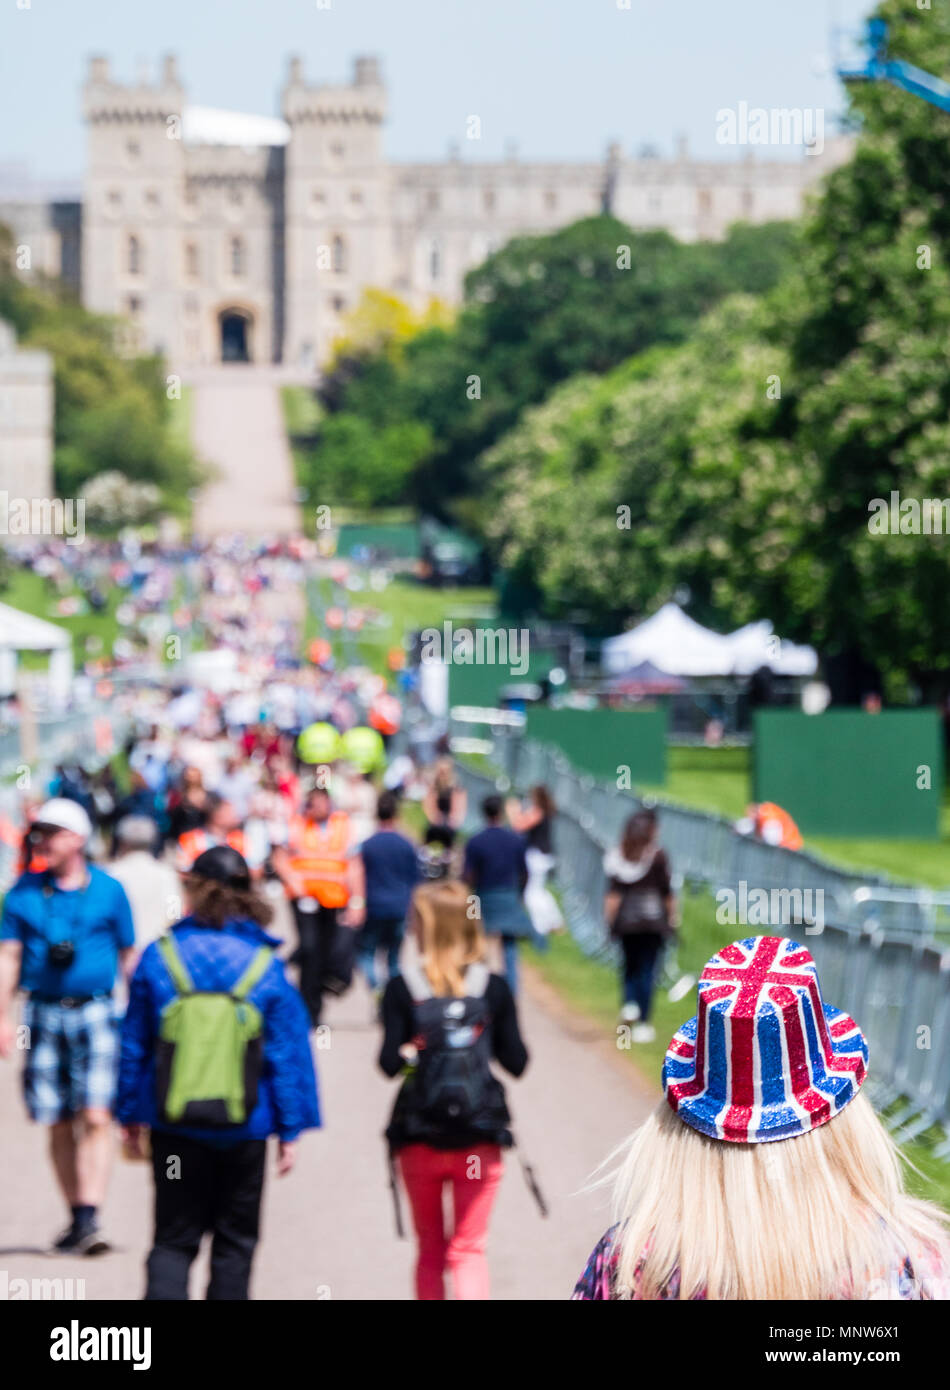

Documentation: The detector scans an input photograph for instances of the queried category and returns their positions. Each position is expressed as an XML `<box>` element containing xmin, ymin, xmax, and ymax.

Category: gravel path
<box><xmin>189</xmin><ymin>367</ymin><xmax>301</xmax><ymax>538</ymax></box>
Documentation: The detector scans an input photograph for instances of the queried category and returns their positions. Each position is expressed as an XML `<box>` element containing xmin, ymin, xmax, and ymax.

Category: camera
<box><xmin>48</xmin><ymin>940</ymin><xmax>76</xmax><ymax>969</ymax></box>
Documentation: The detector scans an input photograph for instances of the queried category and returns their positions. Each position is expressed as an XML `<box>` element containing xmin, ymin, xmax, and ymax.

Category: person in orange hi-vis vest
<box><xmin>750</xmin><ymin>802</ymin><xmax>804</xmax><ymax>852</ymax></box>
<box><xmin>176</xmin><ymin>796</ymin><xmax>260</xmax><ymax>877</ymax></box>
<box><xmin>272</xmin><ymin>786</ymin><xmax>366</xmax><ymax>1028</ymax></box>
<box><xmin>6</xmin><ymin>806</ymin><xmax>49</xmax><ymax>877</ymax></box>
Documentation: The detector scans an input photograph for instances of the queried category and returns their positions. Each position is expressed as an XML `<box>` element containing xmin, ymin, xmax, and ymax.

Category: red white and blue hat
<box><xmin>662</xmin><ymin>936</ymin><xmax>868</xmax><ymax>1144</ymax></box>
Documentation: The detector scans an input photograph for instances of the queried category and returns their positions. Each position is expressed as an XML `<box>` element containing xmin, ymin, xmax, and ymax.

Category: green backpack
<box><xmin>155</xmin><ymin>934</ymin><xmax>274</xmax><ymax>1128</ymax></box>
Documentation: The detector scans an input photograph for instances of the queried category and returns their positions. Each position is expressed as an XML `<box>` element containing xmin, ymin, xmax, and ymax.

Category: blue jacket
<box><xmin>117</xmin><ymin>916</ymin><xmax>321</xmax><ymax>1144</ymax></box>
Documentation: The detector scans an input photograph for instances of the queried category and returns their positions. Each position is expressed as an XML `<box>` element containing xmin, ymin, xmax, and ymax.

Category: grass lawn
<box><xmin>1</xmin><ymin>567</ymin><xmax>122</xmax><ymax>666</ymax></box>
<box><xmin>523</xmin><ymin>913</ymin><xmax>950</xmax><ymax>1213</ymax></box>
<box><xmin>304</xmin><ymin>572</ymin><xmax>496</xmax><ymax>677</ymax></box>
<box><xmin>281</xmin><ymin>384</ymin><xmax>322</xmax><ymax>438</ymax></box>
<box><xmin>638</xmin><ymin>746</ymin><xmax>950</xmax><ymax>890</ymax></box>
<box><xmin>167</xmin><ymin>384</ymin><xmax>194</xmax><ymax>451</ymax></box>
<box><xmin>282</xmin><ymin>385</ymin><xmax>323</xmax><ymax>494</ymax></box>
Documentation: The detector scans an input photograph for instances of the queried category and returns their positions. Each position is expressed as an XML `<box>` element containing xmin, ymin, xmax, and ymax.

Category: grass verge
<box><xmin>639</xmin><ymin>746</ymin><xmax>950</xmax><ymax>889</ymax></box>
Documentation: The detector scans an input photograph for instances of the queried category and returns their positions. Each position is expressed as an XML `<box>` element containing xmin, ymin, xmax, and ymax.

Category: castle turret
<box><xmin>281</xmin><ymin>56</ymin><xmax>389</xmax><ymax>368</ymax></box>
<box><xmin>82</xmin><ymin>55</ymin><xmax>184</xmax><ymax>358</ymax></box>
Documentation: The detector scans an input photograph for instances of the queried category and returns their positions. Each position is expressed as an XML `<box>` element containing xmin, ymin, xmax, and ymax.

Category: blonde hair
<box><xmin>432</xmin><ymin>757</ymin><xmax>456</xmax><ymax>793</ymax></box>
<box><xmin>412</xmin><ymin>879</ymin><xmax>486</xmax><ymax>998</ymax></box>
<box><xmin>604</xmin><ymin>1094</ymin><xmax>950</xmax><ymax>1300</ymax></box>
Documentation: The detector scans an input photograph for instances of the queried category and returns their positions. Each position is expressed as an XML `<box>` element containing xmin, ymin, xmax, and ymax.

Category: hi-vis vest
<box><xmin>754</xmin><ymin>803</ymin><xmax>803</xmax><ymax>852</ymax></box>
<box><xmin>286</xmin><ymin>811</ymin><xmax>350</xmax><ymax>907</ymax></box>
<box><xmin>177</xmin><ymin>828</ymin><xmax>247</xmax><ymax>874</ymax></box>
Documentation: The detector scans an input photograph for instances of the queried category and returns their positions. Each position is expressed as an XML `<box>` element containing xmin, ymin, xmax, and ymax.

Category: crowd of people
<box><xmin>0</xmin><ymin>535</ymin><xmax>948</xmax><ymax>1303</ymax></box>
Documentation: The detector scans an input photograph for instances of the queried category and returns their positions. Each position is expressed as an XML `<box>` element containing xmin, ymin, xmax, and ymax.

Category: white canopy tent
<box><xmin>601</xmin><ymin>603</ymin><xmax>817</xmax><ymax>678</ymax></box>
<box><xmin>0</xmin><ymin>601</ymin><xmax>73</xmax><ymax>700</ymax></box>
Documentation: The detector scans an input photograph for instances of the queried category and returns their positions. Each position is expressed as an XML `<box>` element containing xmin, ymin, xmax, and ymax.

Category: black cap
<box><xmin>189</xmin><ymin>845</ymin><xmax>251</xmax><ymax>890</ymax></box>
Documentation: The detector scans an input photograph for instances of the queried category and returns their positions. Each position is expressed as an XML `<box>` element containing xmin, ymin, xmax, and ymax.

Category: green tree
<box><xmin>0</xmin><ymin>229</ymin><xmax>201</xmax><ymax>514</ymax></box>
<box><xmin>480</xmin><ymin>0</ymin><xmax>950</xmax><ymax>701</ymax></box>
<box><xmin>312</xmin><ymin>216</ymin><xmax>799</xmax><ymax>514</ymax></box>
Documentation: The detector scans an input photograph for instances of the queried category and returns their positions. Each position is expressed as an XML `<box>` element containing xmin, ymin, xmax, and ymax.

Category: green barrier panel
<box><xmin>753</xmin><ymin>709</ymin><xmax>943</xmax><ymax>838</ymax></box>
<box><xmin>336</xmin><ymin>524</ymin><xmax>420</xmax><ymax>559</ymax></box>
<box><xmin>527</xmin><ymin>707</ymin><xmax>667</xmax><ymax>787</ymax></box>
<box><xmin>447</xmin><ymin>625</ymin><xmax>554</xmax><ymax>709</ymax></box>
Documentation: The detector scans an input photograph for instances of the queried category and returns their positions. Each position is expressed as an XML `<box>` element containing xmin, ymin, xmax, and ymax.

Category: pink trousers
<box><xmin>398</xmin><ymin>1142</ymin><xmax>504</xmax><ymax>1300</ymax></box>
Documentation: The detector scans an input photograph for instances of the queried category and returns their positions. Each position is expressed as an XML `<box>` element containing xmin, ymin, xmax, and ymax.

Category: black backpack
<box><xmin>386</xmin><ymin>961</ymin><xmax>511</xmax><ymax>1149</ymax></box>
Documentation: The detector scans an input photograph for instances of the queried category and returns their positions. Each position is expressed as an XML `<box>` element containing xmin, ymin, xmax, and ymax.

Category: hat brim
<box><xmin>663</xmin><ymin>1000</ymin><xmax>869</xmax><ymax>1144</ymax></box>
<box><xmin>32</xmin><ymin>820</ymin><xmax>88</xmax><ymax>839</ymax></box>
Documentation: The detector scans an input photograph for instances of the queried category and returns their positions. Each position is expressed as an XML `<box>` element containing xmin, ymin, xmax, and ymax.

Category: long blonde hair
<box><xmin>412</xmin><ymin>879</ymin><xmax>486</xmax><ymax>998</ymax></box>
<box><xmin>604</xmin><ymin>1094</ymin><xmax>950</xmax><ymax>1300</ymax></box>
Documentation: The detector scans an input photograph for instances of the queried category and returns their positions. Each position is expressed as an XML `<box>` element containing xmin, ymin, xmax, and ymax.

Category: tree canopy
<box><xmin>0</xmin><ymin>229</ymin><xmax>200</xmax><ymax>516</ymax></box>
<box><xmin>306</xmin><ymin>216</ymin><xmax>799</xmax><ymax>512</ymax></box>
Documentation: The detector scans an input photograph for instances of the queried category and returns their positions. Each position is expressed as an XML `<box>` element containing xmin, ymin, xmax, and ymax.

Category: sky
<box><xmin>0</xmin><ymin>0</ymin><xmax>874</xmax><ymax>185</ymax></box>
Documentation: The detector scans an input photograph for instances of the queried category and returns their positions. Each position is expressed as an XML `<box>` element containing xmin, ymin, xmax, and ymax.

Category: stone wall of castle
<box><xmin>0</xmin><ymin>321</ymin><xmax>54</xmax><ymax>501</ymax></box>
<box><xmin>1</xmin><ymin>55</ymin><xmax>851</xmax><ymax>371</ymax></box>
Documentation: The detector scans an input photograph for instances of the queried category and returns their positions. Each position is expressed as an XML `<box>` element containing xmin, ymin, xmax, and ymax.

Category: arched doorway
<box><xmin>219</xmin><ymin>308</ymin><xmax>252</xmax><ymax>363</ymax></box>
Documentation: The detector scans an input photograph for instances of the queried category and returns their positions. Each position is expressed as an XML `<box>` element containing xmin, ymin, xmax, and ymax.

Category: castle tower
<box><xmin>281</xmin><ymin>56</ymin><xmax>389</xmax><ymax>369</ymax></box>
<box><xmin>82</xmin><ymin>55</ymin><xmax>184</xmax><ymax>359</ymax></box>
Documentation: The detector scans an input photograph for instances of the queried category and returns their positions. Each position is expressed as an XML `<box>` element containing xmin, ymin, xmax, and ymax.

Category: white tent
<box><xmin>0</xmin><ymin>600</ymin><xmax>73</xmax><ymax>699</ymax></box>
<box><xmin>601</xmin><ymin>603</ymin><xmax>817</xmax><ymax>678</ymax></box>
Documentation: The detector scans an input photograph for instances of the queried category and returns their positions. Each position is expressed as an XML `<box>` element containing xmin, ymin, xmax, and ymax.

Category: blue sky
<box><xmin>1</xmin><ymin>0</ymin><xmax>874</xmax><ymax>183</ymax></box>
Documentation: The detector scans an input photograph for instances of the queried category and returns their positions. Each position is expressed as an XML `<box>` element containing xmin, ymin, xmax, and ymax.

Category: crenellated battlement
<box><xmin>281</xmin><ymin>55</ymin><xmax>385</xmax><ymax>127</ymax></box>
<box><xmin>82</xmin><ymin>54</ymin><xmax>183</xmax><ymax>125</ymax></box>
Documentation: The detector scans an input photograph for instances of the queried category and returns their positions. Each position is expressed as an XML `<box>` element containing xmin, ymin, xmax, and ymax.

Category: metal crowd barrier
<box><xmin>0</xmin><ymin>706</ymin><xmax>133</xmax><ymax>894</ymax></box>
<box><xmin>455</xmin><ymin>734</ymin><xmax>950</xmax><ymax>1148</ymax></box>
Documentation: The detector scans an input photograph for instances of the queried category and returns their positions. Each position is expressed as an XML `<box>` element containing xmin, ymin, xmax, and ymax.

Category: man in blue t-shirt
<box><xmin>0</xmin><ymin>798</ymin><xmax>135</xmax><ymax>1255</ymax></box>
<box><xmin>463</xmin><ymin>793</ymin><xmax>532</xmax><ymax>993</ymax></box>
<box><xmin>356</xmin><ymin>791</ymin><xmax>420</xmax><ymax>996</ymax></box>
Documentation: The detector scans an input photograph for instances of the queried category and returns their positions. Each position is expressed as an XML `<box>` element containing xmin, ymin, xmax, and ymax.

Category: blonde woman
<box><xmin>379</xmin><ymin>880</ymin><xmax>528</xmax><ymax>1300</ymax></box>
<box><xmin>422</xmin><ymin>757</ymin><xmax>467</xmax><ymax>851</ymax></box>
<box><xmin>573</xmin><ymin>935</ymin><xmax>950</xmax><ymax>1300</ymax></box>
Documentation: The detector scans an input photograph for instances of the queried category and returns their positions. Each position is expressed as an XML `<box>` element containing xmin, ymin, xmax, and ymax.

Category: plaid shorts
<box><xmin>20</xmin><ymin>996</ymin><xmax>120</xmax><ymax>1124</ymax></box>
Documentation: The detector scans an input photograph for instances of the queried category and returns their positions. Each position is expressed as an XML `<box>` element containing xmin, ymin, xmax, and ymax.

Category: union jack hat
<box><xmin>662</xmin><ymin>936</ymin><xmax>868</xmax><ymax>1144</ymax></box>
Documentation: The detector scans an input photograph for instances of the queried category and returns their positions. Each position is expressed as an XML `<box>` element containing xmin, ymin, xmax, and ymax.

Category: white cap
<box><xmin>34</xmin><ymin>798</ymin><xmax>93</xmax><ymax>843</ymax></box>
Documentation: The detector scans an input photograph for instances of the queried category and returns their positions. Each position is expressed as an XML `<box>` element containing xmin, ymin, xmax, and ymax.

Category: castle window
<box><xmin>127</xmin><ymin>296</ymin><xmax>142</xmax><ymax>316</ymax></box>
<box><xmin>350</xmin><ymin>189</ymin><xmax>363</xmax><ymax>204</ymax></box>
<box><xmin>429</xmin><ymin>241</ymin><xmax>441</xmax><ymax>281</ymax></box>
<box><xmin>185</xmin><ymin>242</ymin><xmax>199</xmax><ymax>277</ymax></box>
<box><xmin>230</xmin><ymin>237</ymin><xmax>245</xmax><ymax>276</ymax></box>
<box><xmin>331</xmin><ymin>296</ymin><xmax>346</xmax><ymax>313</ymax></box>
<box><xmin>127</xmin><ymin>235</ymin><xmax>142</xmax><ymax>276</ymax></box>
<box><xmin>312</xmin><ymin>187</ymin><xmax>326</xmax><ymax>205</ymax></box>
<box><xmin>483</xmin><ymin>190</ymin><xmax>495</xmax><ymax>212</ymax></box>
<box><xmin>742</xmin><ymin>188</ymin><xmax>754</xmax><ymax>216</ymax></box>
<box><xmin>331</xmin><ymin>142</ymin><xmax>345</xmax><ymax>159</ymax></box>
<box><xmin>426</xmin><ymin>190</ymin><xmax>440</xmax><ymax>212</ymax></box>
<box><xmin>544</xmin><ymin>190</ymin><xmax>557</xmax><ymax>211</ymax></box>
<box><xmin>107</xmin><ymin>189</ymin><xmax>121</xmax><ymax>208</ymax></box>
<box><xmin>126</xmin><ymin>139</ymin><xmax>141</xmax><ymax>161</ymax></box>
<box><xmin>145</xmin><ymin>189</ymin><xmax>160</xmax><ymax>208</ymax></box>
<box><xmin>229</xmin><ymin>185</ymin><xmax>243</xmax><ymax>205</ymax></box>
<box><xmin>698</xmin><ymin>189</ymin><xmax>713</xmax><ymax>215</ymax></box>
<box><xmin>331</xmin><ymin>235</ymin><xmax>346</xmax><ymax>273</ymax></box>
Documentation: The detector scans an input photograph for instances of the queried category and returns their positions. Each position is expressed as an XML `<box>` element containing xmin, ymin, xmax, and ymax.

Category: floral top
<box><xmin>572</xmin><ymin>1225</ymin><xmax>934</xmax><ymax>1301</ymax></box>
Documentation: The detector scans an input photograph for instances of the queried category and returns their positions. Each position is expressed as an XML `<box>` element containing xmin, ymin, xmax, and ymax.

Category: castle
<box><xmin>0</xmin><ymin>56</ymin><xmax>851</xmax><ymax>370</ymax></box>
